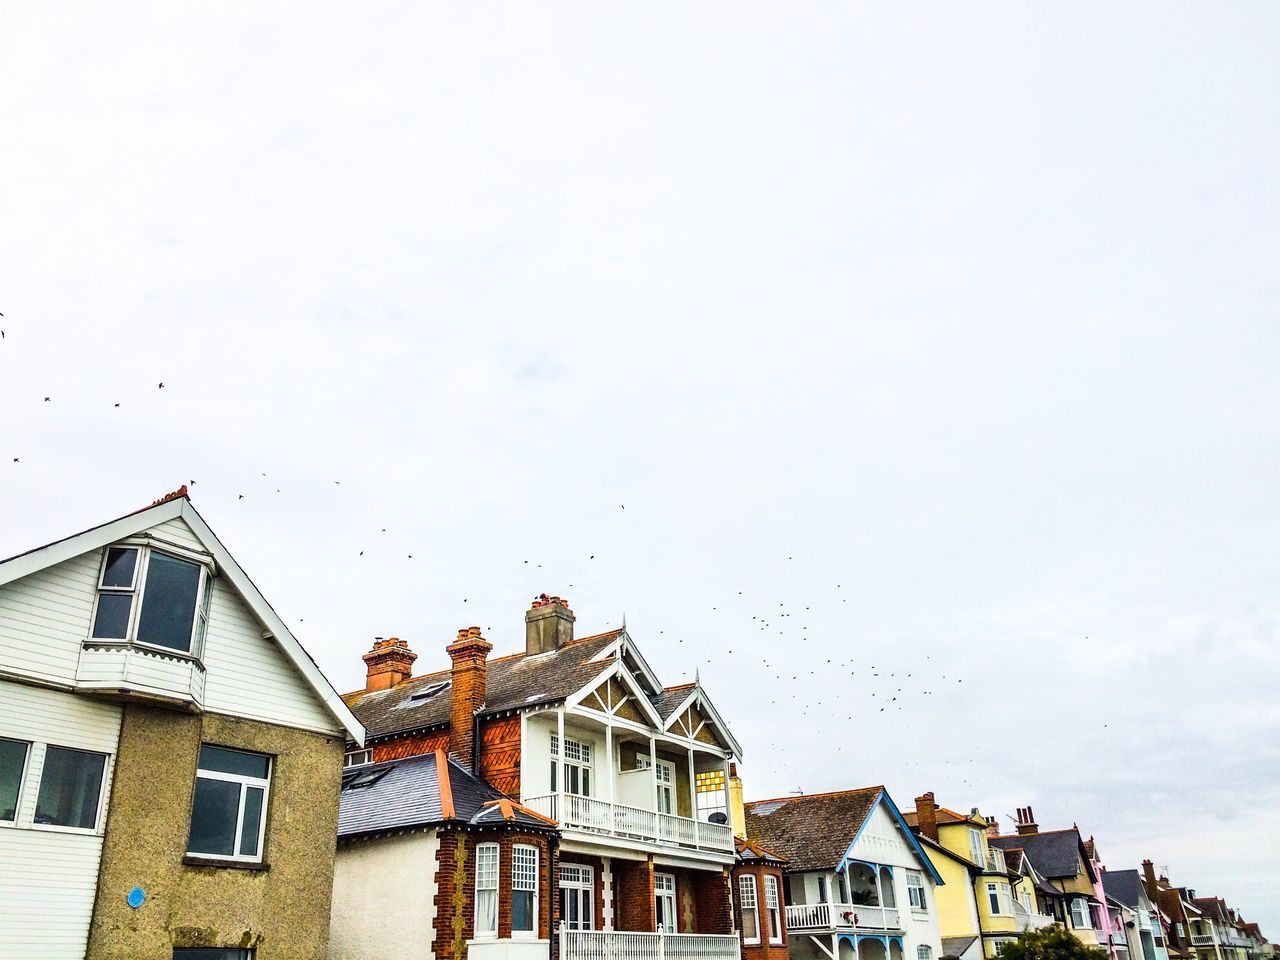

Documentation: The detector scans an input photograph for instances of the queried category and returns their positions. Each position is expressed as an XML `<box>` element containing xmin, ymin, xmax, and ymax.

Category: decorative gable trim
<box><xmin>566</xmin><ymin>660</ymin><xmax>665</xmax><ymax>728</ymax></box>
<box><xmin>661</xmin><ymin>684</ymin><xmax>743</xmax><ymax>758</ymax></box>
<box><xmin>844</xmin><ymin>789</ymin><xmax>945</xmax><ymax>886</ymax></box>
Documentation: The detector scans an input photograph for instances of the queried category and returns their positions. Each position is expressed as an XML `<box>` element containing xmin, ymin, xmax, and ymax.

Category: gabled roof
<box><xmin>903</xmin><ymin>807</ymin><xmax>985</xmax><ymax>829</ymax></box>
<box><xmin>915</xmin><ymin>833</ymin><xmax>980</xmax><ymax>873</ymax></box>
<box><xmin>736</xmin><ymin>836</ymin><xmax>789</xmax><ymax>866</ymax></box>
<box><xmin>345</xmin><ymin>626</ymin><xmax>743</xmax><ymax>756</ymax></box>
<box><xmin>1103</xmin><ymin>869</ymin><xmax>1146</xmax><ymax>909</ymax></box>
<box><xmin>941</xmin><ymin>936</ymin><xmax>980</xmax><ymax>960</ymax></box>
<box><xmin>744</xmin><ymin>787</ymin><xmax>943</xmax><ymax>883</ymax></box>
<box><xmin>337</xmin><ymin>750</ymin><xmax>556</xmax><ymax>838</ymax></box>
<box><xmin>344</xmin><ymin>628</ymin><xmax>626</xmax><ymax>738</ymax></box>
<box><xmin>989</xmin><ymin>829</ymin><xmax>1095</xmax><ymax>882</ymax></box>
<box><xmin>0</xmin><ymin>489</ymin><xmax>364</xmax><ymax>742</ymax></box>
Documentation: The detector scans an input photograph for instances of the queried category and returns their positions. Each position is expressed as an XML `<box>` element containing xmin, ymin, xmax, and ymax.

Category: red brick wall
<box><xmin>615</xmin><ymin>858</ymin><xmax>656</xmax><ymax>932</ymax></box>
<box><xmin>731</xmin><ymin>864</ymin><xmax>790</xmax><ymax>960</ymax></box>
<box><xmin>372</xmin><ymin>729</ymin><xmax>448</xmax><ymax>762</ymax></box>
<box><xmin>433</xmin><ymin>828</ymin><xmax>556</xmax><ymax>960</ymax></box>
<box><xmin>692</xmin><ymin>867</ymin><xmax>734</xmax><ymax>935</ymax></box>
<box><xmin>478</xmin><ymin>715</ymin><xmax>522</xmax><ymax>797</ymax></box>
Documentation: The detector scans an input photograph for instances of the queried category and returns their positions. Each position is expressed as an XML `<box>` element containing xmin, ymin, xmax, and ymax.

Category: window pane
<box><xmin>173</xmin><ymin>951</ymin><xmax>253</xmax><ymax>959</ymax></box>
<box><xmin>199</xmin><ymin>744</ymin><xmax>270</xmax><ymax>779</ymax></box>
<box><xmin>188</xmin><ymin>777</ymin><xmax>241</xmax><ymax>856</ymax></box>
<box><xmin>92</xmin><ymin>593</ymin><xmax>134</xmax><ymax>639</ymax></box>
<box><xmin>239</xmin><ymin>786</ymin><xmax>265</xmax><ymax>856</ymax></box>
<box><xmin>34</xmin><ymin>746</ymin><xmax>105</xmax><ymax>828</ymax></box>
<box><xmin>136</xmin><ymin>553</ymin><xmax>202</xmax><ymax>651</ymax></box>
<box><xmin>102</xmin><ymin>547</ymin><xmax>139</xmax><ymax>588</ymax></box>
<box><xmin>512</xmin><ymin>890</ymin><xmax>534</xmax><ymax>932</ymax></box>
<box><xmin>0</xmin><ymin>739</ymin><xmax>28</xmax><ymax>821</ymax></box>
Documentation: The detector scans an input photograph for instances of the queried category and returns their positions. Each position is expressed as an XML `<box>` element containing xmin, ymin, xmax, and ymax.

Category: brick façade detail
<box><xmin>731</xmin><ymin>864</ymin><xmax>790</xmax><ymax>960</ymax></box>
<box><xmin>614</xmin><ymin>858</ymin><xmax>657</xmax><ymax>932</ymax></box>
<box><xmin>371</xmin><ymin>728</ymin><xmax>448</xmax><ymax>762</ymax></box>
<box><xmin>434</xmin><ymin>827</ymin><xmax>557</xmax><ymax>960</ymax></box>
<box><xmin>692</xmin><ymin>867</ymin><xmax>735</xmax><ymax>935</ymax></box>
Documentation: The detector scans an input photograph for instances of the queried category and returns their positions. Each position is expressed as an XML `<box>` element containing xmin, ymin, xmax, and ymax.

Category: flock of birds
<box><xmin>1</xmin><ymin>307</ymin><xmax>1028</xmax><ymax>797</ymax></box>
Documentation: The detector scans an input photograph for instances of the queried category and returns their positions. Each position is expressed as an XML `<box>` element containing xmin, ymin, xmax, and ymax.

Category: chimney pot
<box><xmin>526</xmin><ymin>594</ymin><xmax>574</xmax><ymax>655</ymax></box>
<box><xmin>914</xmin><ymin>792</ymin><xmax>939</xmax><ymax>842</ymax></box>
<box><xmin>361</xmin><ymin>636</ymin><xmax>417</xmax><ymax>692</ymax></box>
<box><xmin>1016</xmin><ymin>804</ymin><xmax>1039</xmax><ymax>836</ymax></box>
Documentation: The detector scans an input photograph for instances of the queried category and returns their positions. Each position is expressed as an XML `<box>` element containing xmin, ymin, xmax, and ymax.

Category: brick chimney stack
<box><xmin>914</xmin><ymin>792</ymin><xmax>939</xmax><ymax>841</ymax></box>
<box><xmin>1142</xmin><ymin>860</ymin><xmax>1157</xmax><ymax>887</ymax></box>
<box><xmin>362</xmin><ymin>637</ymin><xmax>417</xmax><ymax>692</ymax></box>
<box><xmin>1015</xmin><ymin>806</ymin><xmax>1039</xmax><ymax>836</ymax></box>
<box><xmin>984</xmin><ymin>813</ymin><xmax>1000</xmax><ymax>839</ymax></box>
<box><xmin>525</xmin><ymin>594</ymin><xmax>574</xmax><ymax>655</ymax></box>
<box><xmin>447</xmin><ymin>626</ymin><xmax>492</xmax><ymax>769</ymax></box>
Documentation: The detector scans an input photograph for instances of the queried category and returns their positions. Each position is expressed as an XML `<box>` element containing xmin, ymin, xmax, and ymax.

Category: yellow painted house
<box><xmin>906</xmin><ymin>794</ymin><xmax>1057</xmax><ymax>960</ymax></box>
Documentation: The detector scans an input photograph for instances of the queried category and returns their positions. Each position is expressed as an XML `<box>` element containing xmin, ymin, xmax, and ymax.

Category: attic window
<box><xmin>342</xmin><ymin>766</ymin><xmax>393</xmax><ymax>791</ymax></box>
<box><xmin>90</xmin><ymin>544</ymin><xmax>212</xmax><ymax>657</ymax></box>
<box><xmin>407</xmin><ymin>680</ymin><xmax>450</xmax><ymax>703</ymax></box>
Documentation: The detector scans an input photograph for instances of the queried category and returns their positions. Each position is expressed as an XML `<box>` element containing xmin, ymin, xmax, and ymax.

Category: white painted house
<box><xmin>0</xmin><ymin>488</ymin><xmax>363</xmax><ymax>960</ymax></box>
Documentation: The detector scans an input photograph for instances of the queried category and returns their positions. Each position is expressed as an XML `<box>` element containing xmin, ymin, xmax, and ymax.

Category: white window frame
<box><xmin>1072</xmin><ymin>898</ymin><xmax>1092</xmax><ymax>930</ymax></box>
<box><xmin>907</xmin><ymin>870</ymin><xmax>927</xmax><ymax>911</ymax></box>
<box><xmin>740</xmin><ymin>875</ymin><xmax>761</xmax><ymax>944</ymax></box>
<box><xmin>343</xmin><ymin>749</ymin><xmax>372</xmax><ymax>768</ymax></box>
<box><xmin>919</xmin><ymin>947</ymin><xmax>933</xmax><ymax>960</ymax></box>
<box><xmin>655</xmin><ymin>872</ymin><xmax>677</xmax><ymax>932</ymax></box>
<box><xmin>559</xmin><ymin>863</ymin><xmax>595</xmax><ymax>931</ymax></box>
<box><xmin>654</xmin><ymin>758</ymin><xmax>676</xmax><ymax>814</ymax></box>
<box><xmin>988</xmin><ymin>882</ymin><xmax>1013</xmax><ymax>916</ymax></box>
<box><xmin>764</xmin><ymin>874</ymin><xmax>783</xmax><ymax>944</ymax></box>
<box><xmin>475</xmin><ymin>842</ymin><xmax>499</xmax><ymax>938</ymax></box>
<box><xmin>0</xmin><ymin>737</ymin><xmax>31</xmax><ymax>826</ymax></box>
<box><xmin>551</xmin><ymin>734</ymin><xmax>593</xmax><ymax>797</ymax></box>
<box><xmin>29</xmin><ymin>743</ymin><xmax>110</xmax><ymax>835</ymax></box>
<box><xmin>187</xmin><ymin>746</ymin><xmax>271</xmax><ymax>863</ymax></box>
<box><xmin>512</xmin><ymin>843</ymin><xmax>539</xmax><ymax>937</ymax></box>
<box><xmin>970</xmin><ymin>828</ymin><xmax>985</xmax><ymax>865</ymax></box>
<box><xmin>89</xmin><ymin>543</ymin><xmax>214</xmax><ymax>658</ymax></box>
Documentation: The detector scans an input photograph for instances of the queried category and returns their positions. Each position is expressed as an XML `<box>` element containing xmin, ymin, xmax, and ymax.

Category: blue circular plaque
<box><xmin>127</xmin><ymin>886</ymin><xmax>145</xmax><ymax>909</ymax></box>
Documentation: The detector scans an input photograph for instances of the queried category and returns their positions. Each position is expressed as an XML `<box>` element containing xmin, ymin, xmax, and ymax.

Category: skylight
<box><xmin>406</xmin><ymin>680</ymin><xmax>450</xmax><ymax>703</ymax></box>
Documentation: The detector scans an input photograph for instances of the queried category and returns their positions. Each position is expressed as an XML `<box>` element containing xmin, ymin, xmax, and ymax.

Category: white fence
<box><xmin>561</xmin><ymin>930</ymin><xmax>741</xmax><ymax>960</ymax></box>
<box><xmin>525</xmin><ymin>795</ymin><xmax>734</xmax><ymax>852</ymax></box>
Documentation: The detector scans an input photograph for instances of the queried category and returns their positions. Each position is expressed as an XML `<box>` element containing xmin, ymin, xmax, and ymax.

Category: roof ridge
<box><xmin>746</xmin><ymin>785</ymin><xmax>883</xmax><ymax>807</ymax></box>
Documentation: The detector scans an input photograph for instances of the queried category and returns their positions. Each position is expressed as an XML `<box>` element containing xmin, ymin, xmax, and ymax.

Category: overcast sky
<box><xmin>3</xmin><ymin>1</ymin><xmax>1278</xmax><ymax>933</ymax></box>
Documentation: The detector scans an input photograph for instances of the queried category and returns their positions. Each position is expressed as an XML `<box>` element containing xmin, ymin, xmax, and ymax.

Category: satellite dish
<box><xmin>709</xmin><ymin>811</ymin><xmax>728</xmax><ymax>825</ymax></box>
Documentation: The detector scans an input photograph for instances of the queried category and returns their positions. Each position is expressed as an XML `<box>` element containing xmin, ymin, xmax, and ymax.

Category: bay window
<box><xmin>512</xmin><ymin>844</ymin><xmax>538</xmax><ymax>936</ymax></box>
<box><xmin>475</xmin><ymin>843</ymin><xmax>499</xmax><ymax>937</ymax></box>
<box><xmin>1071</xmin><ymin>898</ymin><xmax>1092</xmax><ymax>930</ymax></box>
<box><xmin>764</xmin><ymin>874</ymin><xmax>783</xmax><ymax>943</ymax></box>
<box><xmin>91</xmin><ymin>544</ymin><xmax>213</xmax><ymax>656</ymax></box>
<box><xmin>187</xmin><ymin>745</ymin><xmax>271</xmax><ymax>862</ymax></box>
<box><xmin>740</xmin><ymin>875</ymin><xmax>760</xmax><ymax>944</ymax></box>
<box><xmin>551</xmin><ymin>734</ymin><xmax>592</xmax><ymax>796</ymax></box>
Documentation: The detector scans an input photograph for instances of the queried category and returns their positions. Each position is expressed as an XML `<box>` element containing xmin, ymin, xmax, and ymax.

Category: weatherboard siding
<box><xmin>150</xmin><ymin>516</ymin><xmax>206</xmax><ymax>552</ymax></box>
<box><xmin>0</xmin><ymin>679</ymin><xmax>122</xmax><ymax>960</ymax></box>
<box><xmin>200</xmin><ymin>576</ymin><xmax>341</xmax><ymax>734</ymax></box>
<box><xmin>0</xmin><ymin>551</ymin><xmax>100</xmax><ymax>686</ymax></box>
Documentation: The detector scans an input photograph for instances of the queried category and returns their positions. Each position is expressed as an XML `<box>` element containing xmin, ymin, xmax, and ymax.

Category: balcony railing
<box><xmin>1013</xmin><ymin>902</ymin><xmax>1056</xmax><ymax>931</ymax></box>
<box><xmin>561</xmin><ymin>930</ymin><xmax>741</xmax><ymax>960</ymax></box>
<box><xmin>785</xmin><ymin>903</ymin><xmax>901</xmax><ymax>933</ymax></box>
<box><xmin>525</xmin><ymin>794</ymin><xmax>734</xmax><ymax>852</ymax></box>
<box><xmin>984</xmin><ymin>850</ymin><xmax>1007</xmax><ymax>872</ymax></box>
<box><xmin>1191</xmin><ymin>936</ymin><xmax>1216</xmax><ymax>947</ymax></box>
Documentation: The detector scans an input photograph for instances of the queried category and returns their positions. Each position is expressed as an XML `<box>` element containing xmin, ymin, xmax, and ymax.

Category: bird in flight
<box><xmin>158</xmin><ymin>382</ymin><xmax>165</xmax><ymax>389</ymax></box>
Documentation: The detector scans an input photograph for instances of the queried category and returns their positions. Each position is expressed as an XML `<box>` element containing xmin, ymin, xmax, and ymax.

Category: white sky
<box><xmin>2</xmin><ymin>1</ymin><xmax>1277</xmax><ymax>933</ymax></box>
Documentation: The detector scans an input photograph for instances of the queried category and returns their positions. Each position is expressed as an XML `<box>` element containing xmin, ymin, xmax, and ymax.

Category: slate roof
<box><xmin>1103</xmin><ymin>869</ymin><xmax>1146</xmax><ymax>909</ymax></box>
<box><xmin>654</xmin><ymin>684</ymin><xmax>696</xmax><ymax>719</ymax></box>
<box><xmin>735</xmin><ymin>836</ymin><xmax>789</xmax><ymax>866</ymax></box>
<box><xmin>337</xmin><ymin>750</ymin><xmax>555</xmax><ymax>839</ymax></box>
<box><xmin>744</xmin><ymin>787</ymin><xmax>883</xmax><ymax>872</ymax></box>
<box><xmin>903</xmin><ymin>807</ymin><xmax>984</xmax><ymax>829</ymax></box>
<box><xmin>990</xmin><ymin>829</ymin><xmax>1092</xmax><ymax>881</ymax></box>
<box><xmin>344</xmin><ymin>629</ymin><xmax>625</xmax><ymax>739</ymax></box>
<box><xmin>941</xmin><ymin>936</ymin><xmax>980</xmax><ymax>959</ymax></box>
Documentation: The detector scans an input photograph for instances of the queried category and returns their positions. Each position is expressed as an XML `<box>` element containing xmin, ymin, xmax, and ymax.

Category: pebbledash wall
<box><xmin>85</xmin><ymin>704</ymin><xmax>345</xmax><ymax>960</ymax></box>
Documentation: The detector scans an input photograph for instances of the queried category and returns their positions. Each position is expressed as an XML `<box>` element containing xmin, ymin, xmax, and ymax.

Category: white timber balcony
<box><xmin>1191</xmin><ymin>936</ymin><xmax>1217</xmax><ymax>947</ymax></box>
<box><xmin>526</xmin><ymin>794</ymin><xmax>734</xmax><ymax>853</ymax></box>
<box><xmin>785</xmin><ymin>903</ymin><xmax>901</xmax><ymax>933</ymax></box>
<box><xmin>76</xmin><ymin>641</ymin><xmax>206</xmax><ymax>710</ymax></box>
<box><xmin>1014</xmin><ymin>902</ymin><xmax>1056</xmax><ymax>931</ymax></box>
<box><xmin>983</xmin><ymin>849</ymin><xmax>1007</xmax><ymax>872</ymax></box>
<box><xmin>561</xmin><ymin>930</ymin><xmax>740</xmax><ymax>960</ymax></box>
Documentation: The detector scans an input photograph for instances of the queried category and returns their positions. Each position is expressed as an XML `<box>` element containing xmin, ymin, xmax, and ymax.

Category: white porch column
<box><xmin>519</xmin><ymin>711</ymin><xmax>529</xmax><ymax>803</ymax></box>
<box><xmin>687</xmin><ymin>746</ymin><xmax>697</xmax><ymax>845</ymax></box>
<box><xmin>605</xmin><ymin>718</ymin><xmax>615</xmax><ymax>805</ymax></box>
<box><xmin>650</xmin><ymin>736</ymin><xmax>658</xmax><ymax>810</ymax></box>
<box><xmin>557</xmin><ymin>708</ymin><xmax>566</xmax><ymax>818</ymax></box>
<box><xmin>602</xmin><ymin>856</ymin><xmax>615</xmax><ymax>931</ymax></box>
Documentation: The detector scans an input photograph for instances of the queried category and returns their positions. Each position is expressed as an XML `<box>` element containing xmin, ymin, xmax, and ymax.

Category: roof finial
<box><xmin>695</xmin><ymin>666</ymin><xmax>701</xmax><ymax>686</ymax></box>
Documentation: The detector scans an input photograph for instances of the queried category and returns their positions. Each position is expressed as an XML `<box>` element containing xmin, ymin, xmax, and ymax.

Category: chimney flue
<box><xmin>446</xmin><ymin>626</ymin><xmax>492</xmax><ymax>770</ymax></box>
<box><xmin>362</xmin><ymin>637</ymin><xmax>417</xmax><ymax>692</ymax></box>
<box><xmin>914</xmin><ymin>792</ymin><xmax>939</xmax><ymax>842</ymax></box>
<box><xmin>525</xmin><ymin>594</ymin><xmax>574</xmax><ymax>655</ymax></box>
<box><xmin>1016</xmin><ymin>805</ymin><xmax>1039</xmax><ymax>836</ymax></box>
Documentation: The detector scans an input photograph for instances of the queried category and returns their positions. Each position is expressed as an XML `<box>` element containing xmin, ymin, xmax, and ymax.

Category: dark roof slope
<box><xmin>736</xmin><ymin>836</ymin><xmax>789</xmax><ymax>865</ymax></box>
<box><xmin>345</xmin><ymin>629</ymin><xmax>623</xmax><ymax>739</ymax></box>
<box><xmin>654</xmin><ymin>684</ymin><xmax>696</xmax><ymax>719</ymax></box>
<box><xmin>1103</xmin><ymin>869</ymin><xmax>1145</xmax><ymax>909</ymax></box>
<box><xmin>337</xmin><ymin>751</ymin><xmax>554</xmax><ymax>839</ymax></box>
<box><xmin>941</xmin><ymin>936</ymin><xmax>979</xmax><ymax>959</ymax></box>
<box><xmin>990</xmin><ymin>829</ymin><xmax>1092</xmax><ymax>881</ymax></box>
<box><xmin>744</xmin><ymin>787</ymin><xmax>882</xmax><ymax>872</ymax></box>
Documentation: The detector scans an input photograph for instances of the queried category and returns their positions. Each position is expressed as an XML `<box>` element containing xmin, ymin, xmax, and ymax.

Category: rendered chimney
<box><xmin>362</xmin><ymin>637</ymin><xmax>418</xmax><ymax>692</ymax></box>
<box><xmin>447</xmin><ymin>626</ymin><xmax>492</xmax><ymax>769</ymax></box>
<box><xmin>1016</xmin><ymin>805</ymin><xmax>1039</xmax><ymax>836</ymax></box>
<box><xmin>525</xmin><ymin>594</ymin><xmax>574</xmax><ymax>655</ymax></box>
<box><xmin>914</xmin><ymin>792</ymin><xmax>939</xmax><ymax>842</ymax></box>
<box><xmin>728</xmin><ymin>763</ymin><xmax>746</xmax><ymax>840</ymax></box>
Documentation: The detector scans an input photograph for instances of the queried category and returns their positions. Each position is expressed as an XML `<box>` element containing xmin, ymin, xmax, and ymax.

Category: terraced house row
<box><xmin>0</xmin><ymin>492</ymin><xmax>1272</xmax><ymax>960</ymax></box>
